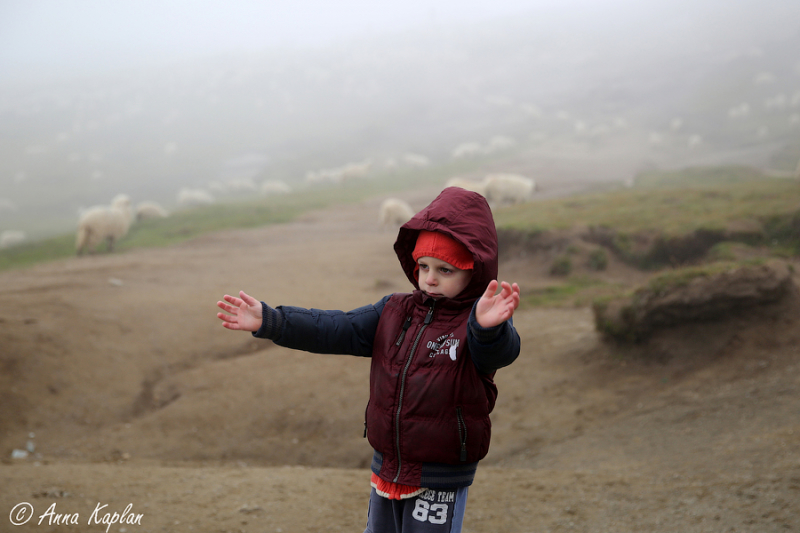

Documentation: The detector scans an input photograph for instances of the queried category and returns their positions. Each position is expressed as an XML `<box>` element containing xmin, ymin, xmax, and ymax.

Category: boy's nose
<box><xmin>426</xmin><ymin>273</ymin><xmax>437</xmax><ymax>286</ymax></box>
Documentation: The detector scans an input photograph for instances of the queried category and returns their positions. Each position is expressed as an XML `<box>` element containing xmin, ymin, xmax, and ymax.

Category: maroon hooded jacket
<box><xmin>365</xmin><ymin>187</ymin><xmax>518</xmax><ymax>487</ymax></box>
<box><xmin>254</xmin><ymin>187</ymin><xmax>520</xmax><ymax>489</ymax></box>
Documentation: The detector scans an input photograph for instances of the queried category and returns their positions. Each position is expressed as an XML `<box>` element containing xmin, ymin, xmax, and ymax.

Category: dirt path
<box><xmin>1</xmin><ymin>185</ymin><xmax>799</xmax><ymax>532</ymax></box>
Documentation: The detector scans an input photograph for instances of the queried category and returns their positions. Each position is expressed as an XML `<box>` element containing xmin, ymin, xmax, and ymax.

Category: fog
<box><xmin>2</xmin><ymin>0</ymin><xmax>800</xmax><ymax>240</ymax></box>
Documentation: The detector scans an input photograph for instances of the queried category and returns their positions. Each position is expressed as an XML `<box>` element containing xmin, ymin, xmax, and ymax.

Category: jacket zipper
<box><xmin>394</xmin><ymin>316</ymin><xmax>413</xmax><ymax>346</ymax></box>
<box><xmin>366</xmin><ymin>317</ymin><xmax>413</xmax><ymax>438</ymax></box>
<box><xmin>392</xmin><ymin>301</ymin><xmax>435</xmax><ymax>482</ymax></box>
<box><xmin>456</xmin><ymin>406</ymin><xmax>468</xmax><ymax>462</ymax></box>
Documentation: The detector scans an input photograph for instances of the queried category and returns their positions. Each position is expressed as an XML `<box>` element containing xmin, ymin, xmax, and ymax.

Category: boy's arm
<box><xmin>254</xmin><ymin>295</ymin><xmax>391</xmax><ymax>357</ymax></box>
<box><xmin>468</xmin><ymin>280</ymin><xmax>521</xmax><ymax>374</ymax></box>
<box><xmin>468</xmin><ymin>311</ymin><xmax>520</xmax><ymax>374</ymax></box>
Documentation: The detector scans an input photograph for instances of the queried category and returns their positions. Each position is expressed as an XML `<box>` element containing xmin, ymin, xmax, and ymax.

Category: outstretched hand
<box><xmin>216</xmin><ymin>291</ymin><xmax>263</xmax><ymax>332</ymax></box>
<box><xmin>475</xmin><ymin>280</ymin><xmax>520</xmax><ymax>328</ymax></box>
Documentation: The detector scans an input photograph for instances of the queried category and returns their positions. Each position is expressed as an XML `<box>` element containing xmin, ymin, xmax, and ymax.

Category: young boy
<box><xmin>216</xmin><ymin>186</ymin><xmax>520</xmax><ymax>532</ymax></box>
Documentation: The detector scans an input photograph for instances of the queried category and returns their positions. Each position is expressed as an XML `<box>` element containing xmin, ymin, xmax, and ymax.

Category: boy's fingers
<box><xmin>498</xmin><ymin>281</ymin><xmax>513</xmax><ymax>299</ymax></box>
<box><xmin>217</xmin><ymin>302</ymin><xmax>236</xmax><ymax>314</ymax></box>
<box><xmin>223</xmin><ymin>294</ymin><xmax>242</xmax><ymax>306</ymax></box>
<box><xmin>483</xmin><ymin>280</ymin><xmax>499</xmax><ymax>299</ymax></box>
<box><xmin>217</xmin><ymin>311</ymin><xmax>234</xmax><ymax>322</ymax></box>
<box><xmin>240</xmin><ymin>291</ymin><xmax>259</xmax><ymax>306</ymax></box>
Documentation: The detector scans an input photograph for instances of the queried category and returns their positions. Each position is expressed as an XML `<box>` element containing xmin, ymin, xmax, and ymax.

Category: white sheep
<box><xmin>795</xmin><ymin>157</ymin><xmax>800</xmax><ymax>180</ymax></box>
<box><xmin>339</xmin><ymin>160</ymin><xmax>372</xmax><ymax>182</ymax></box>
<box><xmin>402</xmin><ymin>153</ymin><xmax>430</xmax><ymax>168</ymax></box>
<box><xmin>177</xmin><ymin>188</ymin><xmax>215</xmax><ymax>207</ymax></box>
<box><xmin>135</xmin><ymin>201</ymin><xmax>169</xmax><ymax>221</ymax></box>
<box><xmin>451</xmin><ymin>142</ymin><xmax>483</xmax><ymax>159</ymax></box>
<box><xmin>728</xmin><ymin>102</ymin><xmax>751</xmax><ymax>119</ymax></box>
<box><xmin>0</xmin><ymin>230</ymin><xmax>26</xmax><ymax>249</ymax></box>
<box><xmin>485</xmin><ymin>135</ymin><xmax>517</xmax><ymax>153</ymax></box>
<box><xmin>261</xmin><ymin>179</ymin><xmax>292</xmax><ymax>195</ymax></box>
<box><xmin>482</xmin><ymin>174</ymin><xmax>535</xmax><ymax>207</ymax></box>
<box><xmin>379</xmin><ymin>198</ymin><xmax>415</xmax><ymax>230</ymax></box>
<box><xmin>444</xmin><ymin>177</ymin><xmax>487</xmax><ymax>196</ymax></box>
<box><xmin>75</xmin><ymin>194</ymin><xmax>134</xmax><ymax>255</ymax></box>
<box><xmin>223</xmin><ymin>176</ymin><xmax>259</xmax><ymax>193</ymax></box>
<box><xmin>305</xmin><ymin>167</ymin><xmax>343</xmax><ymax>185</ymax></box>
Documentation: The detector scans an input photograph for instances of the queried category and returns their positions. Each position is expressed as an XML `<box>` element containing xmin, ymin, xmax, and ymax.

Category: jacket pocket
<box><xmin>363</xmin><ymin>400</ymin><xmax>370</xmax><ymax>438</ymax></box>
<box><xmin>456</xmin><ymin>406</ymin><xmax>467</xmax><ymax>462</ymax></box>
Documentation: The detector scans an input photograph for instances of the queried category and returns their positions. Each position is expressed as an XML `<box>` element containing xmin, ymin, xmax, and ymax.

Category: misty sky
<box><xmin>5</xmin><ymin>0</ymin><xmax>798</xmax><ymax>80</ymax></box>
<box><xmin>0</xmin><ymin>0</ymin><xmax>555</xmax><ymax>75</ymax></box>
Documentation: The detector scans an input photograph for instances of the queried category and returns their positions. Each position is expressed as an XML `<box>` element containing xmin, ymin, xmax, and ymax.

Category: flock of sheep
<box><xmin>73</xmin><ymin>172</ymin><xmax>535</xmax><ymax>255</ymax></box>
<box><xmin>379</xmin><ymin>173</ymin><xmax>536</xmax><ymax>230</ymax></box>
<box><xmin>60</xmin><ymin>137</ymin><xmax>522</xmax><ymax>253</ymax></box>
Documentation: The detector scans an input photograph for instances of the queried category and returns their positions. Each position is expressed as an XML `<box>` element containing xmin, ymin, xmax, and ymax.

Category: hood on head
<box><xmin>394</xmin><ymin>187</ymin><xmax>498</xmax><ymax>301</ymax></box>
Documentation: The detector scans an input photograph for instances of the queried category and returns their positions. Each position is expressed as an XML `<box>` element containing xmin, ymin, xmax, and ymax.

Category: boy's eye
<box><xmin>440</xmin><ymin>268</ymin><xmax>452</xmax><ymax>274</ymax></box>
<box><xmin>418</xmin><ymin>263</ymin><xmax>428</xmax><ymax>270</ymax></box>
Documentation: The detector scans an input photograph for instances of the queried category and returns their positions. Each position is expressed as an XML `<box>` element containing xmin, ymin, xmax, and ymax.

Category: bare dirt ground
<box><xmin>1</xmin><ymin>176</ymin><xmax>799</xmax><ymax>532</ymax></box>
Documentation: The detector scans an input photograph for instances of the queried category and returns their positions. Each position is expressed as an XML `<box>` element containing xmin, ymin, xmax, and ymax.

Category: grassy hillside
<box><xmin>492</xmin><ymin>166</ymin><xmax>800</xmax><ymax>308</ymax></box>
<box><xmin>495</xmin><ymin>166</ymin><xmax>800</xmax><ymax>238</ymax></box>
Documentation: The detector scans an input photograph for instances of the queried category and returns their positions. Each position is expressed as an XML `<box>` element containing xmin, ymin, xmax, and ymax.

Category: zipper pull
<box><xmin>424</xmin><ymin>303</ymin><xmax>435</xmax><ymax>325</ymax></box>
<box><xmin>363</xmin><ymin>421</ymin><xmax>367</xmax><ymax>438</ymax></box>
<box><xmin>460</xmin><ymin>443</ymin><xmax>467</xmax><ymax>462</ymax></box>
<box><xmin>395</xmin><ymin>316</ymin><xmax>413</xmax><ymax>346</ymax></box>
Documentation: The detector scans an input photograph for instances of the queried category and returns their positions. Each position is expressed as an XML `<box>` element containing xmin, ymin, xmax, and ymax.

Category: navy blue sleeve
<box><xmin>466</xmin><ymin>300</ymin><xmax>521</xmax><ymax>374</ymax></box>
<box><xmin>253</xmin><ymin>295</ymin><xmax>391</xmax><ymax>357</ymax></box>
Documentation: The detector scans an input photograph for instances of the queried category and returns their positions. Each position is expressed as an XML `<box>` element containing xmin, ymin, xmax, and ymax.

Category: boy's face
<box><xmin>416</xmin><ymin>256</ymin><xmax>473</xmax><ymax>299</ymax></box>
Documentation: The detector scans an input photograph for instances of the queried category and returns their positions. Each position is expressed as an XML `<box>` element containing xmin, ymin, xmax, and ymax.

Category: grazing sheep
<box><xmin>339</xmin><ymin>160</ymin><xmax>372</xmax><ymax>182</ymax></box>
<box><xmin>207</xmin><ymin>181</ymin><xmax>228</xmax><ymax>194</ymax></box>
<box><xmin>261</xmin><ymin>179</ymin><xmax>292</xmax><ymax>195</ymax></box>
<box><xmin>305</xmin><ymin>167</ymin><xmax>343</xmax><ymax>185</ymax></box>
<box><xmin>135</xmin><ymin>201</ymin><xmax>169</xmax><ymax>221</ymax></box>
<box><xmin>483</xmin><ymin>174</ymin><xmax>535</xmax><ymax>207</ymax></box>
<box><xmin>75</xmin><ymin>194</ymin><xmax>134</xmax><ymax>255</ymax></box>
<box><xmin>0</xmin><ymin>230</ymin><xmax>26</xmax><ymax>249</ymax></box>
<box><xmin>223</xmin><ymin>177</ymin><xmax>259</xmax><ymax>193</ymax></box>
<box><xmin>728</xmin><ymin>102</ymin><xmax>751</xmax><ymax>118</ymax></box>
<box><xmin>795</xmin><ymin>157</ymin><xmax>800</xmax><ymax>179</ymax></box>
<box><xmin>379</xmin><ymin>198</ymin><xmax>415</xmax><ymax>230</ymax></box>
<box><xmin>402</xmin><ymin>153</ymin><xmax>430</xmax><ymax>168</ymax></box>
<box><xmin>485</xmin><ymin>135</ymin><xmax>517</xmax><ymax>153</ymax></box>
<box><xmin>649</xmin><ymin>132</ymin><xmax>664</xmax><ymax>145</ymax></box>
<box><xmin>177</xmin><ymin>188</ymin><xmax>215</xmax><ymax>207</ymax></box>
<box><xmin>451</xmin><ymin>142</ymin><xmax>483</xmax><ymax>159</ymax></box>
<box><xmin>754</xmin><ymin>72</ymin><xmax>776</xmax><ymax>85</ymax></box>
<box><xmin>444</xmin><ymin>177</ymin><xmax>487</xmax><ymax>196</ymax></box>
<box><xmin>383</xmin><ymin>157</ymin><xmax>399</xmax><ymax>172</ymax></box>
<box><xmin>764</xmin><ymin>94</ymin><xmax>788</xmax><ymax>111</ymax></box>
